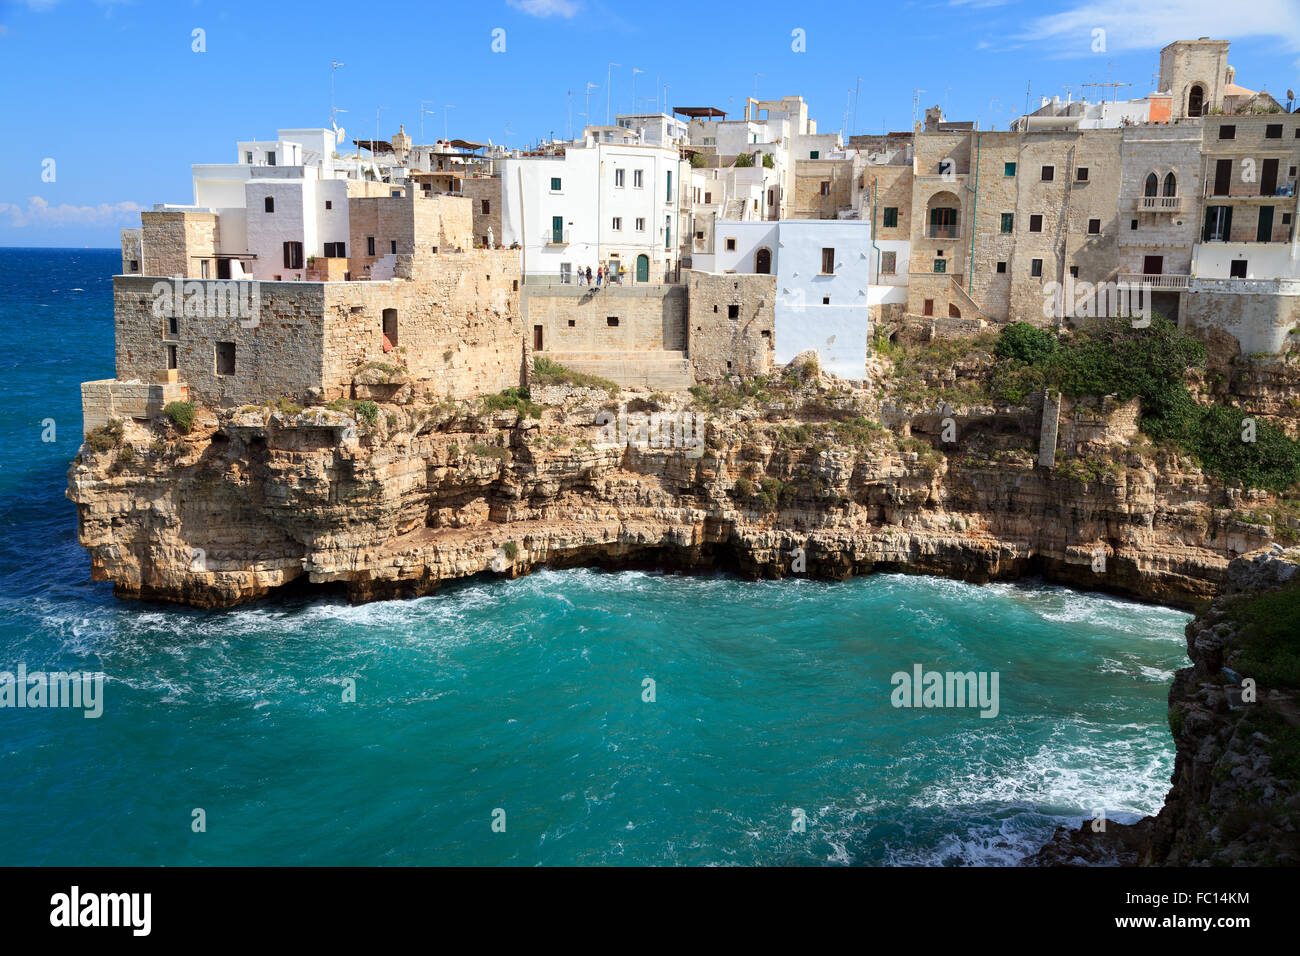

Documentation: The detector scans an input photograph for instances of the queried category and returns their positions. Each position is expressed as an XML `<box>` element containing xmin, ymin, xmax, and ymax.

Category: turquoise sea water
<box><xmin>0</xmin><ymin>249</ymin><xmax>1191</xmax><ymax>866</ymax></box>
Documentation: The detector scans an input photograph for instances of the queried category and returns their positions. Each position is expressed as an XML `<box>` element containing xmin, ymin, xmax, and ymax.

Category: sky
<box><xmin>1</xmin><ymin>0</ymin><xmax>1298</xmax><ymax>248</ymax></box>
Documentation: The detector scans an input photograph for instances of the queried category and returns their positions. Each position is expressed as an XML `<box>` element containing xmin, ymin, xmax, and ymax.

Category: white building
<box><xmin>696</xmin><ymin>219</ymin><xmax>887</xmax><ymax>378</ymax></box>
<box><xmin>615</xmin><ymin>113</ymin><xmax>689</xmax><ymax>147</ymax></box>
<box><xmin>501</xmin><ymin>129</ymin><xmax>684</xmax><ymax>283</ymax></box>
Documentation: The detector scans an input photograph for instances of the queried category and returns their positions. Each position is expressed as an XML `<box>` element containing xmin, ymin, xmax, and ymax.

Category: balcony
<box><xmin>927</xmin><ymin>225</ymin><xmax>961</xmax><ymax>240</ymax></box>
<box><xmin>1118</xmin><ymin>273</ymin><xmax>1191</xmax><ymax>291</ymax></box>
<box><xmin>543</xmin><ymin>229</ymin><xmax>571</xmax><ymax>246</ymax></box>
<box><xmin>1138</xmin><ymin>195</ymin><xmax>1181</xmax><ymax>212</ymax></box>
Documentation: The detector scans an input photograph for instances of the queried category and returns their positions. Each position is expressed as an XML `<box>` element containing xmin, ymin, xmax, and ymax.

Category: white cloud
<box><xmin>506</xmin><ymin>0</ymin><xmax>579</xmax><ymax>18</ymax></box>
<box><xmin>0</xmin><ymin>196</ymin><xmax>142</xmax><ymax>228</ymax></box>
<box><xmin>1021</xmin><ymin>0</ymin><xmax>1300</xmax><ymax>58</ymax></box>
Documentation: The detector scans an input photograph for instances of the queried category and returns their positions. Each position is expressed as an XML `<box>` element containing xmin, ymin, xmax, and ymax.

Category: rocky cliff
<box><xmin>1026</xmin><ymin>549</ymin><xmax>1300</xmax><ymax>866</ymax></box>
<box><xmin>67</xmin><ymin>371</ymin><xmax>1279</xmax><ymax>610</ymax></box>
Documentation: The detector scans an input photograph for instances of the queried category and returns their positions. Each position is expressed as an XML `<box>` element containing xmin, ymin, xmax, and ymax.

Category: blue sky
<box><xmin>2</xmin><ymin>0</ymin><xmax>1298</xmax><ymax>247</ymax></box>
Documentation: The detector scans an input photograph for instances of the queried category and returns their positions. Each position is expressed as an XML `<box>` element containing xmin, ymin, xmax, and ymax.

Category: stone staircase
<box><xmin>543</xmin><ymin>350</ymin><xmax>693</xmax><ymax>390</ymax></box>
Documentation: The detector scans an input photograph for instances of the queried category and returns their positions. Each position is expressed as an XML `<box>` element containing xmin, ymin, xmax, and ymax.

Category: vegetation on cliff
<box><xmin>990</xmin><ymin>318</ymin><xmax>1300</xmax><ymax>492</ymax></box>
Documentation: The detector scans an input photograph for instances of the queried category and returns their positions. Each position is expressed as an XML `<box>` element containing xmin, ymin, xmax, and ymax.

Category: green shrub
<box><xmin>502</xmin><ymin>541</ymin><xmax>519</xmax><ymax>560</ymax></box>
<box><xmin>163</xmin><ymin>401</ymin><xmax>195</xmax><ymax>434</ymax></box>
<box><xmin>532</xmin><ymin>357</ymin><xmax>618</xmax><ymax>396</ymax></box>
<box><xmin>84</xmin><ymin>419</ymin><xmax>124</xmax><ymax>453</ymax></box>
<box><xmin>481</xmin><ymin>387</ymin><xmax>543</xmax><ymax>418</ymax></box>
<box><xmin>994</xmin><ymin>322</ymin><xmax>1058</xmax><ymax>365</ymax></box>
<box><xmin>470</xmin><ymin>442</ymin><xmax>510</xmax><ymax>461</ymax></box>
<box><xmin>733</xmin><ymin>477</ymin><xmax>754</xmax><ymax>498</ymax></box>
<box><xmin>734</xmin><ymin>153</ymin><xmax>754</xmax><ymax>167</ymax></box>
<box><xmin>354</xmin><ymin>400</ymin><xmax>379</xmax><ymax>425</ymax></box>
<box><xmin>1226</xmin><ymin>580</ymin><xmax>1300</xmax><ymax>691</ymax></box>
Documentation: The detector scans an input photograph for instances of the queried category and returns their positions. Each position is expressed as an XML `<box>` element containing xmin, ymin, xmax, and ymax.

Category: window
<box><xmin>636</xmin><ymin>218</ymin><xmax>645</xmax><ymax>231</ymax></box>
<box><xmin>245</xmin><ymin>151</ymin><xmax>253</xmax><ymax>164</ymax></box>
<box><xmin>923</xmin><ymin>298</ymin><xmax>934</xmax><ymax>316</ymax></box>
<box><xmin>264</xmin><ymin>196</ymin><xmax>275</xmax><ymax>213</ymax></box>
<box><xmin>390</xmin><ymin>240</ymin><xmax>397</xmax><ymax>254</ymax></box>
<box><xmin>821</xmin><ymin>248</ymin><xmax>835</xmax><ymax>274</ymax></box>
<box><xmin>996</xmin><ymin>261</ymin><xmax>1007</xmax><ymax>273</ymax></box>
<box><xmin>1144</xmin><ymin>172</ymin><xmax>1159</xmax><ymax>197</ymax></box>
<box><xmin>167</xmin><ymin>315</ymin><xmax>178</xmax><ymax>335</ymax></box>
<box><xmin>607</xmin><ymin>316</ymin><xmax>619</xmax><ymax>327</ymax></box>
<box><xmin>324</xmin><ymin>241</ymin><xmax>346</xmax><ymax>257</ymax></box>
<box><xmin>705</xmin><ymin>192</ymin><xmax>712</xmax><ymax>204</ymax></box>
<box><xmin>666</xmin><ymin>170</ymin><xmax>672</xmax><ymax>202</ymax></box>
<box><xmin>1088</xmin><ymin>218</ymin><xmax>1101</xmax><ymax>235</ymax></box>
<box><xmin>1075</xmin><ymin>167</ymin><xmax>1089</xmax><ymax>182</ymax></box>
<box><xmin>612</xmin><ymin>217</ymin><xmax>622</xmax><ymax>231</ymax></box>
<box><xmin>933</xmin><ymin>258</ymin><xmax>946</xmax><ymax>273</ymax></box>
<box><xmin>1163</xmin><ymin>172</ymin><xmax>1177</xmax><ymax>196</ymax></box>
<box><xmin>382</xmin><ymin>308</ymin><xmax>398</xmax><ymax>347</ymax></box>
<box><xmin>809</xmin><ymin>150</ymin><xmax>820</xmax><ymax>159</ymax></box>
<box><xmin>1230</xmin><ymin>259</ymin><xmax>1248</xmax><ymax>278</ymax></box>
<box><xmin>1130</xmin><ymin>219</ymin><xmax>1138</xmax><ymax>230</ymax></box>
<box><xmin>550</xmin><ymin>177</ymin><xmax>562</xmax><ymax>191</ymax></box>
<box><xmin>1265</xmin><ymin>124</ymin><xmax>1282</xmax><ymax>139</ymax></box>
<box><xmin>634</xmin><ymin>170</ymin><xmax>643</xmax><ymax>188</ymax></box>
<box><xmin>215</xmin><ymin>341</ymin><xmax>236</xmax><ymax>376</ymax></box>
<box><xmin>325</xmin><ymin>200</ymin><xmax>332</xmax><ymax>210</ymax></box>
<box><xmin>1069</xmin><ymin>266</ymin><xmax>1079</xmax><ymax>278</ymax></box>
<box><xmin>367</xmin><ymin>236</ymin><xmax>375</xmax><ymax>256</ymax></box>
<box><xmin>1041</xmin><ymin>165</ymin><xmax>1054</xmax><ymax>181</ymax></box>
<box><xmin>200</xmin><ymin>260</ymin><xmax>209</xmax><ymax>279</ymax></box>
<box><xmin>266</xmin><ymin>152</ymin><xmax>276</xmax><ymax>166</ymax></box>
<box><xmin>1029</xmin><ymin>214</ymin><xmax>1043</xmax><ymax>232</ymax></box>
<box><xmin>883</xmin><ymin>207</ymin><xmax>899</xmax><ymax>228</ymax></box>
<box><xmin>819</xmin><ymin>181</ymin><xmax>830</xmax><ymax>195</ymax></box>
<box><xmin>822</xmin><ymin>297</ymin><xmax>830</xmax><ymax>304</ymax></box>
<box><xmin>615</xmin><ymin>169</ymin><xmax>625</xmax><ymax>187</ymax></box>
<box><xmin>166</xmin><ymin>344</ymin><xmax>177</xmax><ymax>370</ymax></box>
<box><xmin>1030</xmin><ymin>258</ymin><xmax>1043</xmax><ymax>277</ymax></box>
<box><xmin>728</xmin><ymin>305</ymin><xmax>739</xmax><ymax>319</ymax></box>
<box><xmin>390</xmin><ymin>190</ymin><xmax>401</xmax><ymax>198</ymax></box>
<box><xmin>1004</xmin><ymin>162</ymin><xmax>1016</xmax><ymax>177</ymax></box>
<box><xmin>568</xmin><ymin>319</ymin><xmax>576</xmax><ymax>327</ymax></box>
<box><xmin>725</xmin><ymin>237</ymin><xmax>737</xmax><ymax>251</ymax></box>
<box><xmin>695</xmin><ymin>231</ymin><xmax>704</xmax><ymax>240</ymax></box>
<box><xmin>129</xmin><ymin>259</ymin><xmax>139</xmax><ymax>273</ymax></box>
<box><xmin>283</xmin><ymin>241</ymin><xmax>303</xmax><ymax>269</ymax></box>
<box><xmin>481</xmin><ymin>199</ymin><xmax>491</xmax><ymax>214</ymax></box>
<box><xmin>768</xmin><ymin>188</ymin><xmax>776</xmax><ymax>206</ymax></box>
<box><xmin>880</xmin><ymin>251</ymin><xmax>896</xmax><ymax>274</ymax></box>
<box><xmin>1218</xmin><ymin>125</ymin><xmax>1236</xmax><ymax>140</ymax></box>
<box><xmin>1000</xmin><ymin>212</ymin><xmax>1014</xmax><ymax>233</ymax></box>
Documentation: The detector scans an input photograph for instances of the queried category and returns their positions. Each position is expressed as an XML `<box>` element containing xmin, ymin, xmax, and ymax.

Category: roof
<box><xmin>1224</xmin><ymin>83</ymin><xmax>1257</xmax><ymax>97</ymax></box>
<box><xmin>448</xmin><ymin>139</ymin><xmax>485</xmax><ymax>150</ymax></box>
<box><xmin>353</xmin><ymin>139</ymin><xmax>393</xmax><ymax>153</ymax></box>
<box><xmin>674</xmin><ymin>106</ymin><xmax>726</xmax><ymax>119</ymax></box>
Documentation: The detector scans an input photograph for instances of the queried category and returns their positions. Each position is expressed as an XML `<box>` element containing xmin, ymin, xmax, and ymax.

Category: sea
<box><xmin>0</xmin><ymin>248</ymin><xmax>1191</xmax><ymax>865</ymax></box>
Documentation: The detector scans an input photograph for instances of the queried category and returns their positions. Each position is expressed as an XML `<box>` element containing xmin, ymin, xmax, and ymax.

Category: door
<box><xmin>1260</xmin><ymin>159</ymin><xmax>1279</xmax><ymax>196</ymax></box>
<box><xmin>1203</xmin><ymin>206</ymin><xmax>1232</xmax><ymax>242</ymax></box>
<box><xmin>533</xmin><ymin>325</ymin><xmax>543</xmax><ymax>351</ymax></box>
<box><xmin>1257</xmin><ymin>206</ymin><xmax>1274</xmax><ymax>243</ymax></box>
<box><xmin>551</xmin><ymin>216</ymin><xmax>564</xmax><ymax>244</ymax></box>
<box><xmin>635</xmin><ymin>254</ymin><xmax>649</xmax><ymax>283</ymax></box>
<box><xmin>1143</xmin><ymin>255</ymin><xmax>1163</xmax><ymax>275</ymax></box>
<box><xmin>754</xmin><ymin>247</ymin><xmax>772</xmax><ymax>274</ymax></box>
<box><xmin>216</xmin><ymin>258</ymin><xmax>231</xmax><ymax>280</ymax></box>
<box><xmin>1213</xmin><ymin>159</ymin><xmax>1232</xmax><ymax>197</ymax></box>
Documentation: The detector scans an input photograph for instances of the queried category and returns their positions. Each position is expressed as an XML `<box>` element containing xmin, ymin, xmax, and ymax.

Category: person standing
<box><xmin>586</xmin><ymin>266</ymin><xmax>592</xmax><ymax>285</ymax></box>
<box><xmin>596</xmin><ymin>266</ymin><xmax>603</xmax><ymax>287</ymax></box>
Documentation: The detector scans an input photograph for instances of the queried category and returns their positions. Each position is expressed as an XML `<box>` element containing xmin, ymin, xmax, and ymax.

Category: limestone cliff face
<box><xmin>1026</xmin><ymin>550</ymin><xmax>1300</xmax><ymax>866</ymax></box>
<box><xmin>66</xmin><ymin>385</ymin><xmax>1273</xmax><ymax>610</ymax></box>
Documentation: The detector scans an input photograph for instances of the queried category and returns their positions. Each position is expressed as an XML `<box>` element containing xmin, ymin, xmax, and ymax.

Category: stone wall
<box><xmin>120</xmin><ymin>229</ymin><xmax>143</xmax><ymax>276</ymax></box>
<box><xmin>140</xmin><ymin>210</ymin><xmax>219</xmax><ymax>278</ymax></box>
<box><xmin>113</xmin><ymin>275</ymin><xmax>327</xmax><ymax>408</ymax></box>
<box><xmin>523</xmin><ymin>283</ymin><xmax>687</xmax><ymax>355</ymax></box>
<box><xmin>348</xmin><ymin>192</ymin><xmax>474</xmax><ymax>278</ymax></box>
<box><xmin>1184</xmin><ymin>287</ymin><xmax>1300</xmax><ymax>356</ymax></box>
<box><xmin>461</xmin><ymin>177</ymin><xmax>503</xmax><ymax>249</ymax></box>
<box><xmin>686</xmin><ymin>270</ymin><xmax>775</xmax><ymax>380</ymax></box>
<box><xmin>81</xmin><ymin>377</ymin><xmax>189</xmax><ymax>435</ymax></box>
<box><xmin>789</xmin><ymin>159</ymin><xmax>854</xmax><ymax>219</ymax></box>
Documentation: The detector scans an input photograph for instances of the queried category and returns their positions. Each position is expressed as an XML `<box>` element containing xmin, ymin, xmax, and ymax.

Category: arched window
<box><xmin>1143</xmin><ymin>173</ymin><xmax>1159</xmax><ymax>197</ymax></box>
<box><xmin>926</xmin><ymin>191</ymin><xmax>961</xmax><ymax>239</ymax></box>
<box><xmin>1188</xmin><ymin>85</ymin><xmax>1205</xmax><ymax>117</ymax></box>
<box><xmin>948</xmin><ymin>303</ymin><xmax>962</xmax><ymax>318</ymax></box>
<box><xmin>1162</xmin><ymin>172</ymin><xmax>1177</xmax><ymax>197</ymax></box>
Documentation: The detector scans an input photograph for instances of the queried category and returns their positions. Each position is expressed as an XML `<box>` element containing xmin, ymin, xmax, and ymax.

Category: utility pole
<box><xmin>375</xmin><ymin>105</ymin><xmax>387</xmax><ymax>150</ymax></box>
<box><xmin>585</xmin><ymin>82</ymin><xmax>598</xmax><ymax>134</ymax></box>
<box><xmin>330</xmin><ymin>61</ymin><xmax>345</xmax><ymax>131</ymax></box>
<box><xmin>853</xmin><ymin>76</ymin><xmax>862</xmax><ymax>137</ymax></box>
<box><xmin>911</xmin><ymin>89</ymin><xmax>926</xmax><ymax>132</ymax></box>
<box><xmin>566</xmin><ymin>90</ymin><xmax>575</xmax><ymax>140</ymax></box>
<box><xmin>606</xmin><ymin>62</ymin><xmax>621</xmax><ymax>125</ymax></box>
<box><xmin>420</xmin><ymin>100</ymin><xmax>436</xmax><ymax>142</ymax></box>
<box><xmin>631</xmin><ymin>68</ymin><xmax>643</xmax><ymax>115</ymax></box>
<box><xmin>443</xmin><ymin>105</ymin><xmax>455</xmax><ymax>141</ymax></box>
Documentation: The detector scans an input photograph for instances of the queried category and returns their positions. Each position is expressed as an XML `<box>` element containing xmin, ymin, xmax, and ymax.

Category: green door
<box><xmin>635</xmin><ymin>254</ymin><xmax>649</xmax><ymax>282</ymax></box>
<box><xmin>552</xmin><ymin>216</ymin><xmax>563</xmax><ymax>243</ymax></box>
<box><xmin>1257</xmin><ymin>206</ymin><xmax>1274</xmax><ymax>243</ymax></box>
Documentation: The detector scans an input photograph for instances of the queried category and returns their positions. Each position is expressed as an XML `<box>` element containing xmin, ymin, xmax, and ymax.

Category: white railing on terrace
<box><xmin>1118</xmin><ymin>273</ymin><xmax>1191</xmax><ymax>290</ymax></box>
<box><xmin>1138</xmin><ymin>195</ymin><xmax>1181</xmax><ymax>212</ymax></box>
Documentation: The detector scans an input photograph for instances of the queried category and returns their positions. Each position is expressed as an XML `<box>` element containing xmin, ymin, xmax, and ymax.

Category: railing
<box><xmin>542</xmin><ymin>229</ymin><xmax>571</xmax><ymax>245</ymax></box>
<box><xmin>1138</xmin><ymin>195</ymin><xmax>1181</xmax><ymax>212</ymax></box>
<box><xmin>927</xmin><ymin>225</ymin><xmax>961</xmax><ymax>239</ymax></box>
<box><xmin>1118</xmin><ymin>273</ymin><xmax>1191</xmax><ymax>290</ymax></box>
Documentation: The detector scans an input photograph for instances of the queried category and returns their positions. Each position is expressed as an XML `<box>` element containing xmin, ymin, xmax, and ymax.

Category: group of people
<box><xmin>572</xmin><ymin>263</ymin><xmax>626</xmax><ymax>287</ymax></box>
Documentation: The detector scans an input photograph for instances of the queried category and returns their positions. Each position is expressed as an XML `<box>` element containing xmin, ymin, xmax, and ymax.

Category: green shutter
<box><xmin>1001</xmin><ymin>213</ymin><xmax>1014</xmax><ymax>233</ymax></box>
<box><xmin>1004</xmin><ymin>162</ymin><xmax>1016</xmax><ymax>177</ymax></box>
